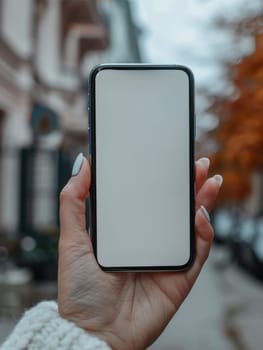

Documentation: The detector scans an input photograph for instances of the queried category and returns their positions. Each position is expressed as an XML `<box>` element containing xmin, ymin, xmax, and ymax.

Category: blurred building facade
<box><xmin>0</xmin><ymin>0</ymin><xmax>141</xmax><ymax>244</ymax></box>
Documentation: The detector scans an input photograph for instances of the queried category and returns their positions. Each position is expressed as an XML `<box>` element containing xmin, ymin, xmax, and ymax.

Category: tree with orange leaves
<box><xmin>208</xmin><ymin>25</ymin><xmax>263</xmax><ymax>205</ymax></box>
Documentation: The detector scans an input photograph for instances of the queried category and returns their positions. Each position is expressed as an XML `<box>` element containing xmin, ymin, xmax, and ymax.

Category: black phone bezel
<box><xmin>88</xmin><ymin>64</ymin><xmax>195</xmax><ymax>272</ymax></box>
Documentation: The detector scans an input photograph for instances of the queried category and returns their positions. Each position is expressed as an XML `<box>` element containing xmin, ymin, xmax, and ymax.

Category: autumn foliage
<box><xmin>209</xmin><ymin>32</ymin><xmax>263</xmax><ymax>204</ymax></box>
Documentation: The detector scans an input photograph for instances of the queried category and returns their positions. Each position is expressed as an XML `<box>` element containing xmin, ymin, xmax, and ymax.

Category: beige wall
<box><xmin>1</xmin><ymin>0</ymin><xmax>33</xmax><ymax>58</ymax></box>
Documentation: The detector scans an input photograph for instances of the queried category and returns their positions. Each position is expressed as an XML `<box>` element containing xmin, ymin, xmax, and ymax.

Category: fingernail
<box><xmin>200</xmin><ymin>205</ymin><xmax>210</xmax><ymax>222</ymax></box>
<box><xmin>214</xmin><ymin>174</ymin><xmax>223</xmax><ymax>187</ymax></box>
<box><xmin>199</xmin><ymin>157</ymin><xmax>210</xmax><ymax>169</ymax></box>
<box><xmin>72</xmin><ymin>153</ymin><xmax>84</xmax><ymax>176</ymax></box>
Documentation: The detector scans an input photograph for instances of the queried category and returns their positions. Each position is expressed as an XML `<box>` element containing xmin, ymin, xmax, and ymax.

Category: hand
<box><xmin>58</xmin><ymin>156</ymin><xmax>222</xmax><ymax>350</ymax></box>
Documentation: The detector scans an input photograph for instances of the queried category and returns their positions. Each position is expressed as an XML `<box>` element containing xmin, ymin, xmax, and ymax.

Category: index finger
<box><xmin>195</xmin><ymin>157</ymin><xmax>210</xmax><ymax>193</ymax></box>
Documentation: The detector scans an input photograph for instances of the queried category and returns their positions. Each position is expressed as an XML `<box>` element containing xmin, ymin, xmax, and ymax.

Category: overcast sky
<box><xmin>132</xmin><ymin>0</ymin><xmax>263</xmax><ymax>133</ymax></box>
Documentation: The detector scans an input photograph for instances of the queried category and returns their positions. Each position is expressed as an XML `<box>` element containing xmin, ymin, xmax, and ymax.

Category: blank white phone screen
<box><xmin>95</xmin><ymin>68</ymin><xmax>192</xmax><ymax>268</ymax></box>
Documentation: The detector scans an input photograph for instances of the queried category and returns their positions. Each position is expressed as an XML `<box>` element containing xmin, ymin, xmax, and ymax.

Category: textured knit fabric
<box><xmin>0</xmin><ymin>301</ymin><xmax>112</xmax><ymax>350</ymax></box>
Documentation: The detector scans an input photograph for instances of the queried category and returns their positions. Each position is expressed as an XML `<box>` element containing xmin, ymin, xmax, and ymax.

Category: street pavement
<box><xmin>149</xmin><ymin>246</ymin><xmax>263</xmax><ymax>350</ymax></box>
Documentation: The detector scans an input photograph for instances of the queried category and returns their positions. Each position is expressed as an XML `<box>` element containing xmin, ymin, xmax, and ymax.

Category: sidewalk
<box><xmin>149</xmin><ymin>246</ymin><xmax>263</xmax><ymax>350</ymax></box>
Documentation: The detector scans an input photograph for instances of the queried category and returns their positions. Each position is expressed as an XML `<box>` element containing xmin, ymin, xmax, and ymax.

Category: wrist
<box><xmin>66</xmin><ymin>320</ymin><xmax>132</xmax><ymax>350</ymax></box>
<box><xmin>90</xmin><ymin>331</ymin><xmax>127</xmax><ymax>350</ymax></box>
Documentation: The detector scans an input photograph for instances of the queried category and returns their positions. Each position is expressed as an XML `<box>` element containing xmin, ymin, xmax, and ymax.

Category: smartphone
<box><xmin>88</xmin><ymin>64</ymin><xmax>195</xmax><ymax>271</ymax></box>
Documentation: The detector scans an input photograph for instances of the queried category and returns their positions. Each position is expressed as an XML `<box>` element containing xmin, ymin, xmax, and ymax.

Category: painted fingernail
<box><xmin>214</xmin><ymin>174</ymin><xmax>223</xmax><ymax>187</ymax></box>
<box><xmin>200</xmin><ymin>205</ymin><xmax>210</xmax><ymax>222</ymax></box>
<box><xmin>72</xmin><ymin>153</ymin><xmax>84</xmax><ymax>176</ymax></box>
<box><xmin>199</xmin><ymin>157</ymin><xmax>210</xmax><ymax>169</ymax></box>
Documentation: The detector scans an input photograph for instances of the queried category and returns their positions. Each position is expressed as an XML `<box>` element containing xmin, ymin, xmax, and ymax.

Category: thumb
<box><xmin>59</xmin><ymin>153</ymin><xmax>91</xmax><ymax>246</ymax></box>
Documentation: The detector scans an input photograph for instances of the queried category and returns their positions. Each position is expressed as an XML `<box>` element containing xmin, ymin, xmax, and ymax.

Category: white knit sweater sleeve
<box><xmin>0</xmin><ymin>301</ymin><xmax>112</xmax><ymax>350</ymax></box>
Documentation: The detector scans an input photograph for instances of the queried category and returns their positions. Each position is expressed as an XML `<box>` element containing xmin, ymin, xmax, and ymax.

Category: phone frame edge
<box><xmin>88</xmin><ymin>63</ymin><xmax>195</xmax><ymax>272</ymax></box>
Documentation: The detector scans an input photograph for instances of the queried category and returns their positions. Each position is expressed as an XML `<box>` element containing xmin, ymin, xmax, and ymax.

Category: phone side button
<box><xmin>194</xmin><ymin>112</ymin><xmax>196</xmax><ymax>138</ymax></box>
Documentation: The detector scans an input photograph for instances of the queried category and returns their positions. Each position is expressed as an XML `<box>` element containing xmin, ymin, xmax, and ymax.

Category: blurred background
<box><xmin>0</xmin><ymin>0</ymin><xmax>263</xmax><ymax>349</ymax></box>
